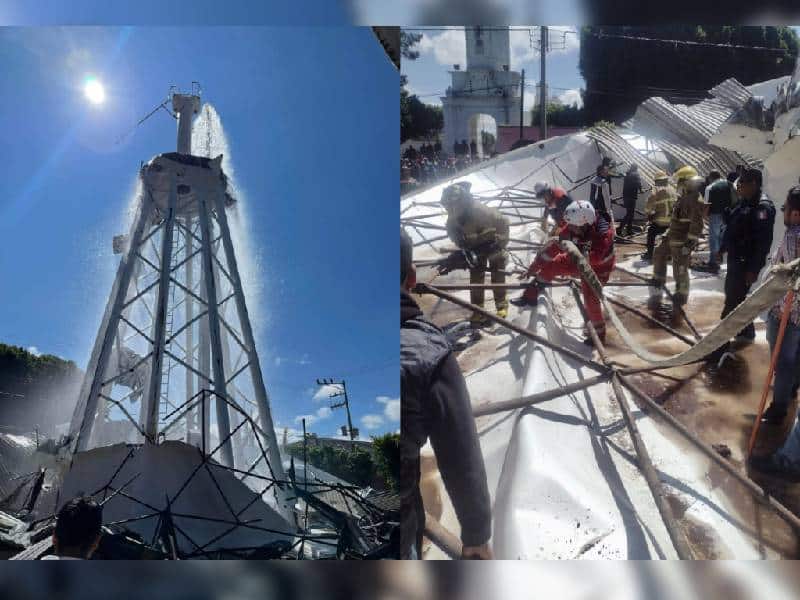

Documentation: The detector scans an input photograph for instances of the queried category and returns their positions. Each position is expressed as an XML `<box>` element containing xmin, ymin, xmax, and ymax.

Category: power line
<box><xmin>587</xmin><ymin>31</ymin><xmax>797</xmax><ymax>55</ymax></box>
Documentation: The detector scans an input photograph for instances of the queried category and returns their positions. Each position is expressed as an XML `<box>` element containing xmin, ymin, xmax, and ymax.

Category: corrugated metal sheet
<box><xmin>709</xmin><ymin>78</ymin><xmax>752</xmax><ymax>108</ymax></box>
<box><xmin>621</xmin><ymin>78</ymin><xmax>760</xmax><ymax>175</ymax></box>
<box><xmin>584</xmin><ymin>126</ymin><xmax>662</xmax><ymax>188</ymax></box>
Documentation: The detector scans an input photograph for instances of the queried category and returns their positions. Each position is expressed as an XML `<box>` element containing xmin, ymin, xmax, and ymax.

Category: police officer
<box><xmin>719</xmin><ymin>168</ymin><xmax>775</xmax><ymax>342</ymax></box>
<box><xmin>641</xmin><ymin>170</ymin><xmax>676</xmax><ymax>261</ymax></box>
<box><xmin>650</xmin><ymin>166</ymin><xmax>705</xmax><ymax>309</ymax></box>
<box><xmin>438</xmin><ymin>182</ymin><xmax>510</xmax><ymax>325</ymax></box>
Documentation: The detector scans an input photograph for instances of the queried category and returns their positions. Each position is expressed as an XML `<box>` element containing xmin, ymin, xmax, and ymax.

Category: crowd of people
<box><xmin>401</xmin><ymin>157</ymin><xmax>800</xmax><ymax>560</ymax></box>
<box><xmin>401</xmin><ymin>141</ymin><xmax>491</xmax><ymax>195</ymax></box>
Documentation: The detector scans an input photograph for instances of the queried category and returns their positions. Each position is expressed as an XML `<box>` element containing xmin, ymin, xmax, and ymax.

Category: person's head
<box><xmin>628</xmin><ymin>164</ymin><xmax>638</xmax><ymax>174</ymax></box>
<box><xmin>653</xmin><ymin>170</ymin><xmax>670</xmax><ymax>188</ymax></box>
<box><xmin>401</xmin><ymin>228</ymin><xmax>416</xmax><ymax>290</ymax></box>
<box><xmin>533</xmin><ymin>181</ymin><xmax>552</xmax><ymax>204</ymax></box>
<box><xmin>597</xmin><ymin>164</ymin><xmax>608</xmax><ymax>178</ymax></box>
<box><xmin>737</xmin><ymin>164</ymin><xmax>746</xmax><ymax>176</ymax></box>
<box><xmin>783</xmin><ymin>186</ymin><xmax>800</xmax><ymax>227</ymax></box>
<box><xmin>563</xmin><ymin>200</ymin><xmax>596</xmax><ymax>236</ymax></box>
<box><xmin>52</xmin><ymin>496</ymin><xmax>103</xmax><ymax>559</ymax></box>
<box><xmin>673</xmin><ymin>165</ymin><xmax>699</xmax><ymax>195</ymax></box>
<box><xmin>707</xmin><ymin>170</ymin><xmax>721</xmax><ymax>184</ymax></box>
<box><xmin>736</xmin><ymin>168</ymin><xmax>762</xmax><ymax>201</ymax></box>
<box><xmin>441</xmin><ymin>181</ymin><xmax>472</xmax><ymax>216</ymax></box>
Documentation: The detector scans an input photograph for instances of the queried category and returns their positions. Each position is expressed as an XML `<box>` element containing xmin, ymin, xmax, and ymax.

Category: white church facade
<box><xmin>441</xmin><ymin>26</ymin><xmax>522</xmax><ymax>157</ymax></box>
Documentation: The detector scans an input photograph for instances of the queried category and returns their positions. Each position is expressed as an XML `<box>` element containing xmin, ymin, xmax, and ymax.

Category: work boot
<box><xmin>640</xmin><ymin>252</ymin><xmax>653</xmax><ymax>262</ymax></box>
<box><xmin>469</xmin><ymin>312</ymin><xmax>491</xmax><ymax>328</ymax></box>
<box><xmin>510</xmin><ymin>282</ymin><xmax>540</xmax><ymax>308</ymax></box>
<box><xmin>761</xmin><ymin>403</ymin><xmax>788</xmax><ymax>425</ymax></box>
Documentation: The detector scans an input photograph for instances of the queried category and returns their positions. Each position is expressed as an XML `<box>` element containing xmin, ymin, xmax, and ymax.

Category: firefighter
<box><xmin>438</xmin><ymin>182</ymin><xmax>510</xmax><ymax>325</ymax></box>
<box><xmin>511</xmin><ymin>200</ymin><xmax>615</xmax><ymax>344</ymax></box>
<box><xmin>649</xmin><ymin>166</ymin><xmax>705</xmax><ymax>309</ymax></box>
<box><xmin>534</xmin><ymin>180</ymin><xmax>574</xmax><ymax>235</ymax></box>
<box><xmin>641</xmin><ymin>171</ymin><xmax>677</xmax><ymax>261</ymax></box>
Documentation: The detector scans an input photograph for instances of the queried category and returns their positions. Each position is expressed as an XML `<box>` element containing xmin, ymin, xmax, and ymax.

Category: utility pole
<box><xmin>316</xmin><ymin>378</ymin><xmax>356</xmax><ymax>440</ymax></box>
<box><xmin>519</xmin><ymin>68</ymin><xmax>525</xmax><ymax>140</ymax></box>
<box><xmin>539</xmin><ymin>26</ymin><xmax>548</xmax><ymax>141</ymax></box>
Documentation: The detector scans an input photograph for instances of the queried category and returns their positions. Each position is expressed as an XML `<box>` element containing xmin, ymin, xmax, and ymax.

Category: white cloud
<box><xmin>558</xmin><ymin>88</ymin><xmax>584</xmax><ymax>108</ymax></box>
<box><xmin>510</xmin><ymin>30</ymin><xmax>537</xmax><ymax>66</ymax></box>
<box><xmin>297</xmin><ymin>353</ymin><xmax>311</xmax><ymax>366</ymax></box>
<box><xmin>548</xmin><ymin>27</ymin><xmax>581</xmax><ymax>55</ymax></box>
<box><xmin>274</xmin><ymin>356</ymin><xmax>283</xmax><ymax>366</ymax></box>
<box><xmin>294</xmin><ymin>405</ymin><xmax>333</xmax><ymax>426</ymax></box>
<box><xmin>27</xmin><ymin>346</ymin><xmax>41</xmax><ymax>357</ymax></box>
<box><xmin>418</xmin><ymin>29</ymin><xmax>466</xmax><ymax>67</ymax></box>
<box><xmin>313</xmin><ymin>383</ymin><xmax>344</xmax><ymax>401</ymax></box>
<box><xmin>361</xmin><ymin>414</ymin><xmax>385</xmax><ymax>430</ymax></box>
<box><xmin>376</xmin><ymin>396</ymin><xmax>400</xmax><ymax>423</ymax></box>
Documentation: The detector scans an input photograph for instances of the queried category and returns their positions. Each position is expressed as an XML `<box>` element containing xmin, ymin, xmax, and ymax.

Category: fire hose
<box><xmin>559</xmin><ymin>239</ymin><xmax>800</xmax><ymax>368</ymax></box>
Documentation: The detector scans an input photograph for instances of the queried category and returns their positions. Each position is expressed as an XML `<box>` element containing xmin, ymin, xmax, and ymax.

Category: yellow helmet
<box><xmin>673</xmin><ymin>165</ymin><xmax>698</xmax><ymax>183</ymax></box>
<box><xmin>653</xmin><ymin>170</ymin><xmax>669</xmax><ymax>184</ymax></box>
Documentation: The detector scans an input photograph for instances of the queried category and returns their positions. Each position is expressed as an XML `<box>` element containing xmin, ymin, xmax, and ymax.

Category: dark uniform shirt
<box><xmin>706</xmin><ymin>179</ymin><xmax>735</xmax><ymax>215</ymax></box>
<box><xmin>722</xmin><ymin>193</ymin><xmax>775</xmax><ymax>274</ymax></box>
<box><xmin>401</xmin><ymin>292</ymin><xmax>491</xmax><ymax>557</ymax></box>
<box><xmin>623</xmin><ymin>172</ymin><xmax>643</xmax><ymax>200</ymax></box>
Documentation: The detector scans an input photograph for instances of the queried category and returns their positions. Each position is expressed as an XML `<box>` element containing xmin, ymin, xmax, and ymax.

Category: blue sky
<box><xmin>402</xmin><ymin>26</ymin><xmax>585</xmax><ymax>113</ymax></box>
<box><xmin>0</xmin><ymin>26</ymin><xmax>398</xmax><ymax>441</ymax></box>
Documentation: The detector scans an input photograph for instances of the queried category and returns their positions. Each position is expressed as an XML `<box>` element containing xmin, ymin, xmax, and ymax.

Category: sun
<box><xmin>84</xmin><ymin>76</ymin><xmax>106</xmax><ymax>105</ymax></box>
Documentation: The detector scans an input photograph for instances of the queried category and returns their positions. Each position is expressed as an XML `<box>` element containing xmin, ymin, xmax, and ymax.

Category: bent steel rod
<box><xmin>605</xmin><ymin>295</ymin><xmax>695</xmax><ymax>346</ymax></box>
<box><xmin>415</xmin><ymin>283</ymin><xmax>608</xmax><ymax>373</ymax></box>
<box><xmin>570</xmin><ymin>283</ymin><xmax>694</xmax><ymax>559</ymax></box>
<box><xmin>473</xmin><ymin>373</ymin><xmax>610</xmax><ymax>417</ymax></box>
<box><xmin>430</xmin><ymin>282</ymin><xmax>569</xmax><ymax>291</ymax></box>
<box><xmin>619</xmin><ymin>375</ymin><xmax>800</xmax><ymax>533</ymax></box>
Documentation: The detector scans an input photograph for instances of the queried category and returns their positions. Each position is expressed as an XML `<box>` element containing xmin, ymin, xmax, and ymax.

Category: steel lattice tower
<box><xmin>61</xmin><ymin>90</ymin><xmax>295</xmax><ymax>549</ymax></box>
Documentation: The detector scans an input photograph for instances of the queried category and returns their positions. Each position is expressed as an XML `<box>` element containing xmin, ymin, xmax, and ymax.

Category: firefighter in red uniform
<box><xmin>511</xmin><ymin>200</ymin><xmax>616</xmax><ymax>344</ymax></box>
<box><xmin>534</xmin><ymin>180</ymin><xmax>573</xmax><ymax>235</ymax></box>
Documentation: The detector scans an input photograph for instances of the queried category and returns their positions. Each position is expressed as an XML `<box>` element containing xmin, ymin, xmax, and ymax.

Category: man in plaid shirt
<box><xmin>750</xmin><ymin>186</ymin><xmax>800</xmax><ymax>477</ymax></box>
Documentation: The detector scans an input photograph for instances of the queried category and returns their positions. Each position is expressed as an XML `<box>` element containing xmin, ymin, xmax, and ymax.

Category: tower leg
<box><xmin>198</xmin><ymin>188</ymin><xmax>235</xmax><ymax>468</ymax></box>
<box><xmin>142</xmin><ymin>178</ymin><xmax>178</xmax><ymax>441</ymax></box>
<box><xmin>212</xmin><ymin>190</ymin><xmax>292</xmax><ymax>519</ymax></box>
<box><xmin>69</xmin><ymin>190</ymin><xmax>155</xmax><ymax>452</ymax></box>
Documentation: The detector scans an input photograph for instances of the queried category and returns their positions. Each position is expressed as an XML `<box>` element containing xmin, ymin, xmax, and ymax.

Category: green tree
<box><xmin>400</xmin><ymin>29</ymin><xmax>444</xmax><ymax>142</ymax></box>
<box><xmin>371</xmin><ymin>433</ymin><xmax>400</xmax><ymax>491</ymax></box>
<box><xmin>0</xmin><ymin>343</ymin><xmax>83</xmax><ymax>429</ymax></box>
<box><xmin>579</xmin><ymin>26</ymin><xmax>799</xmax><ymax>125</ymax></box>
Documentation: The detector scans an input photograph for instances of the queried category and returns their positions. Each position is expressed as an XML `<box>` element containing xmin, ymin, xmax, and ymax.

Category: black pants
<box><xmin>621</xmin><ymin>197</ymin><xmax>636</xmax><ymax>234</ymax></box>
<box><xmin>721</xmin><ymin>257</ymin><xmax>755</xmax><ymax>339</ymax></box>
<box><xmin>645</xmin><ymin>223</ymin><xmax>668</xmax><ymax>258</ymax></box>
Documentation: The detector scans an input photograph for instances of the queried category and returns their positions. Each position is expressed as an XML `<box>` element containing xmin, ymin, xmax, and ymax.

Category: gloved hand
<box><xmin>436</xmin><ymin>262</ymin><xmax>453</xmax><ymax>275</ymax></box>
<box><xmin>681</xmin><ymin>240</ymin><xmax>697</xmax><ymax>256</ymax></box>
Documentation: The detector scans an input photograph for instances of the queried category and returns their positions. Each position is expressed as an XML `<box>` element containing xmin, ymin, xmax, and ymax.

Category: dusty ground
<box><xmin>608</xmin><ymin>231</ymin><xmax>800</xmax><ymax>558</ymax></box>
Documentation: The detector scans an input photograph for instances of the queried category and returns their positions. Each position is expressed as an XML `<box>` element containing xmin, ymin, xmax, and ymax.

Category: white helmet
<box><xmin>533</xmin><ymin>181</ymin><xmax>551</xmax><ymax>198</ymax></box>
<box><xmin>563</xmin><ymin>200</ymin><xmax>596</xmax><ymax>227</ymax></box>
